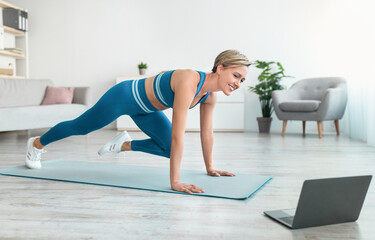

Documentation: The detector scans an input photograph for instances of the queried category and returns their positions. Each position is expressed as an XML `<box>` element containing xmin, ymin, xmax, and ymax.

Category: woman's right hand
<box><xmin>171</xmin><ymin>182</ymin><xmax>205</xmax><ymax>194</ymax></box>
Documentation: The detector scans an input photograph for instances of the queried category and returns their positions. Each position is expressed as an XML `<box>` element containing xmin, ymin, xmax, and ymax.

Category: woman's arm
<box><xmin>200</xmin><ymin>92</ymin><xmax>216</xmax><ymax>172</ymax></box>
<box><xmin>200</xmin><ymin>92</ymin><xmax>236</xmax><ymax>177</ymax></box>
<box><xmin>170</xmin><ymin>70</ymin><xmax>205</xmax><ymax>194</ymax></box>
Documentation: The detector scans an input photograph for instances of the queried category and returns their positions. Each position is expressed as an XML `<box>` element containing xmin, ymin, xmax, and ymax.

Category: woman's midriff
<box><xmin>145</xmin><ymin>76</ymin><xmax>168</xmax><ymax>111</ymax></box>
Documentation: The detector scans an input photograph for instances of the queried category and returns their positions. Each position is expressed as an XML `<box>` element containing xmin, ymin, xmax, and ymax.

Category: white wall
<box><xmin>11</xmin><ymin>0</ymin><xmax>375</xmax><ymax>132</ymax></box>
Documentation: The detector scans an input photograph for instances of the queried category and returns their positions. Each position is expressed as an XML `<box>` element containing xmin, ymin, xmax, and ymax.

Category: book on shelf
<box><xmin>2</xmin><ymin>8</ymin><xmax>28</xmax><ymax>32</ymax></box>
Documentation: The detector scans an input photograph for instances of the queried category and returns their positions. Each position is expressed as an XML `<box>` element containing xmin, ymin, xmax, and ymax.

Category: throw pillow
<box><xmin>41</xmin><ymin>86</ymin><xmax>74</xmax><ymax>105</ymax></box>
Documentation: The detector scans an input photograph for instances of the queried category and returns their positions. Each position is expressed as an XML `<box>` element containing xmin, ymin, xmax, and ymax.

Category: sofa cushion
<box><xmin>279</xmin><ymin>100</ymin><xmax>321</xmax><ymax>112</ymax></box>
<box><xmin>0</xmin><ymin>78</ymin><xmax>53</xmax><ymax>108</ymax></box>
<box><xmin>41</xmin><ymin>86</ymin><xmax>74</xmax><ymax>105</ymax></box>
<box><xmin>0</xmin><ymin>104</ymin><xmax>87</xmax><ymax>131</ymax></box>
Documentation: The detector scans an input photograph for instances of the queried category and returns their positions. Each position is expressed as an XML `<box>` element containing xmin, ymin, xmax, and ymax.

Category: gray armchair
<box><xmin>272</xmin><ymin>77</ymin><xmax>347</xmax><ymax>138</ymax></box>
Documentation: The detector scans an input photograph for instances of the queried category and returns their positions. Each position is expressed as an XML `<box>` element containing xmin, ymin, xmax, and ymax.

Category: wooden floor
<box><xmin>0</xmin><ymin>129</ymin><xmax>374</xmax><ymax>240</ymax></box>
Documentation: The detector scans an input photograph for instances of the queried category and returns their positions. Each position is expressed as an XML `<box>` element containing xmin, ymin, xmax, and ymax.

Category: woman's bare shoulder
<box><xmin>174</xmin><ymin>69</ymin><xmax>200</xmax><ymax>79</ymax></box>
<box><xmin>171</xmin><ymin>69</ymin><xmax>200</xmax><ymax>90</ymax></box>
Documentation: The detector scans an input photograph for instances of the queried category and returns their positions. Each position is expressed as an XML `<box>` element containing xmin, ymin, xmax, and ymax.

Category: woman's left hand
<box><xmin>207</xmin><ymin>169</ymin><xmax>236</xmax><ymax>177</ymax></box>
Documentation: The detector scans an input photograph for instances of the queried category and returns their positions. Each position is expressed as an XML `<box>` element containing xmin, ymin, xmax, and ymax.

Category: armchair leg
<box><xmin>317</xmin><ymin>121</ymin><xmax>322</xmax><ymax>138</ymax></box>
<box><xmin>302</xmin><ymin>121</ymin><xmax>306</xmax><ymax>136</ymax></box>
<box><xmin>334</xmin><ymin>120</ymin><xmax>340</xmax><ymax>136</ymax></box>
<box><xmin>282</xmin><ymin>120</ymin><xmax>287</xmax><ymax>137</ymax></box>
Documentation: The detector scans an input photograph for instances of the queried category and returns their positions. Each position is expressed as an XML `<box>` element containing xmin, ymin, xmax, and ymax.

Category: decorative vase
<box><xmin>139</xmin><ymin>68</ymin><xmax>146</xmax><ymax>75</ymax></box>
<box><xmin>257</xmin><ymin>117</ymin><xmax>272</xmax><ymax>133</ymax></box>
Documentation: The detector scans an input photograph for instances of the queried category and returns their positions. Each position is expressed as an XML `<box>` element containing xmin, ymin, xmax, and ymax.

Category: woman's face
<box><xmin>217</xmin><ymin>65</ymin><xmax>248</xmax><ymax>96</ymax></box>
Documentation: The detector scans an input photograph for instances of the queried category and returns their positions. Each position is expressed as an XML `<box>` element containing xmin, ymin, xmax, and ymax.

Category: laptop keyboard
<box><xmin>279</xmin><ymin>216</ymin><xmax>294</xmax><ymax>225</ymax></box>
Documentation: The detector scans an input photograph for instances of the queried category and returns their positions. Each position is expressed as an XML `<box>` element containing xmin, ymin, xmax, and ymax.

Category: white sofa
<box><xmin>0</xmin><ymin>78</ymin><xmax>89</xmax><ymax>132</ymax></box>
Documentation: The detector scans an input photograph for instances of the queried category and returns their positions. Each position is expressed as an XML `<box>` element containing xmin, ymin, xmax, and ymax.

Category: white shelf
<box><xmin>0</xmin><ymin>74</ymin><xmax>25</xmax><ymax>79</ymax></box>
<box><xmin>0</xmin><ymin>49</ymin><xmax>25</xmax><ymax>58</ymax></box>
<box><xmin>1</xmin><ymin>25</ymin><xmax>25</xmax><ymax>35</ymax></box>
<box><xmin>0</xmin><ymin>0</ymin><xmax>24</xmax><ymax>11</ymax></box>
<box><xmin>0</xmin><ymin>1</ymin><xmax>28</xmax><ymax>78</ymax></box>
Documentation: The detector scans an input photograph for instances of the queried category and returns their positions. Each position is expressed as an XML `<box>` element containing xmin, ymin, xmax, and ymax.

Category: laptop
<box><xmin>264</xmin><ymin>175</ymin><xmax>372</xmax><ymax>229</ymax></box>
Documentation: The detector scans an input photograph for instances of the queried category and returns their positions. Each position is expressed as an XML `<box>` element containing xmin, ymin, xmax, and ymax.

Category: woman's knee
<box><xmin>156</xmin><ymin>138</ymin><xmax>171</xmax><ymax>158</ymax></box>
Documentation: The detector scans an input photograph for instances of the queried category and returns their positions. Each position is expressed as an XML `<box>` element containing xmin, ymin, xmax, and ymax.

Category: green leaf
<box><xmin>249</xmin><ymin>60</ymin><xmax>293</xmax><ymax>117</ymax></box>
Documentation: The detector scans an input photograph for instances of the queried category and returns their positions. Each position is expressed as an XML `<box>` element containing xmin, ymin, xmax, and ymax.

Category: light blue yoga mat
<box><xmin>0</xmin><ymin>159</ymin><xmax>272</xmax><ymax>200</ymax></box>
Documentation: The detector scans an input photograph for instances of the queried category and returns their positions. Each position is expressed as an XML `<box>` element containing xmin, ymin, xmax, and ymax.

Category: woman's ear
<box><xmin>217</xmin><ymin>64</ymin><xmax>224</xmax><ymax>74</ymax></box>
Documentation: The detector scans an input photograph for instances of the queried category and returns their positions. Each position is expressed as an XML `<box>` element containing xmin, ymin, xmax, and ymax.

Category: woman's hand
<box><xmin>171</xmin><ymin>182</ymin><xmax>205</xmax><ymax>194</ymax></box>
<box><xmin>207</xmin><ymin>169</ymin><xmax>236</xmax><ymax>177</ymax></box>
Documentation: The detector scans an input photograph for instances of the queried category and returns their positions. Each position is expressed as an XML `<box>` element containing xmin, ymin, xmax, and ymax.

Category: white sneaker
<box><xmin>98</xmin><ymin>131</ymin><xmax>132</xmax><ymax>156</ymax></box>
<box><xmin>25</xmin><ymin>136</ymin><xmax>46</xmax><ymax>169</ymax></box>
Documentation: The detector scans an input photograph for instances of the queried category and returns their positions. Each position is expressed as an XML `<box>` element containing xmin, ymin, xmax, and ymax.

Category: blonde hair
<box><xmin>212</xmin><ymin>50</ymin><xmax>251</xmax><ymax>73</ymax></box>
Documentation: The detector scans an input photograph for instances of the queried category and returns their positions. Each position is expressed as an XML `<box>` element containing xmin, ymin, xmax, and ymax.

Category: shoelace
<box><xmin>32</xmin><ymin>148</ymin><xmax>47</xmax><ymax>161</ymax></box>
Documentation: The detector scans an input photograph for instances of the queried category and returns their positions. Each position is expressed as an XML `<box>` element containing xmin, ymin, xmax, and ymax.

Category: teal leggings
<box><xmin>40</xmin><ymin>79</ymin><xmax>172</xmax><ymax>158</ymax></box>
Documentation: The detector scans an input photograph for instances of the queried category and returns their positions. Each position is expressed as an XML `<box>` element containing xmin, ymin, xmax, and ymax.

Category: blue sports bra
<box><xmin>153</xmin><ymin>70</ymin><xmax>210</xmax><ymax>109</ymax></box>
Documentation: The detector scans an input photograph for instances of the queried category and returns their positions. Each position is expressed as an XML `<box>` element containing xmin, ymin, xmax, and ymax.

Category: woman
<box><xmin>26</xmin><ymin>49</ymin><xmax>251</xmax><ymax>194</ymax></box>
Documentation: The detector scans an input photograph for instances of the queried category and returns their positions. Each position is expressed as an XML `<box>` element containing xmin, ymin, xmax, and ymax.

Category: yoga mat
<box><xmin>0</xmin><ymin>159</ymin><xmax>272</xmax><ymax>200</ymax></box>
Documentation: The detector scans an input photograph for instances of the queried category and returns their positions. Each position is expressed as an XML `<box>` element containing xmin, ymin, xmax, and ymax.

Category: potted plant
<box><xmin>249</xmin><ymin>60</ymin><xmax>290</xmax><ymax>133</ymax></box>
<box><xmin>138</xmin><ymin>62</ymin><xmax>148</xmax><ymax>75</ymax></box>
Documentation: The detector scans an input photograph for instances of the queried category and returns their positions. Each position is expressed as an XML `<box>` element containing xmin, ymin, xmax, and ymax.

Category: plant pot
<box><xmin>257</xmin><ymin>117</ymin><xmax>272</xmax><ymax>133</ymax></box>
<box><xmin>139</xmin><ymin>68</ymin><xmax>146</xmax><ymax>75</ymax></box>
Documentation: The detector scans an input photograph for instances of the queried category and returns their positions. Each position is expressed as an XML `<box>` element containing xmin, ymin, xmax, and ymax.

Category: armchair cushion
<box><xmin>279</xmin><ymin>100</ymin><xmax>321</xmax><ymax>112</ymax></box>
